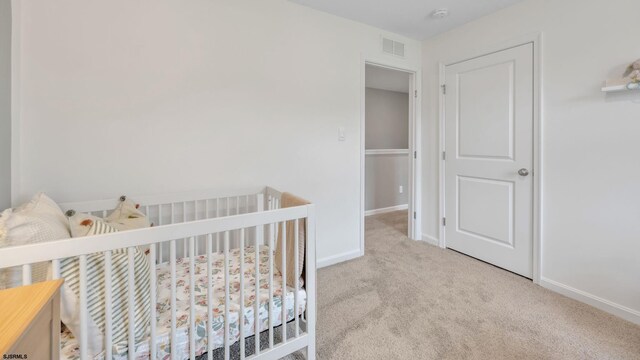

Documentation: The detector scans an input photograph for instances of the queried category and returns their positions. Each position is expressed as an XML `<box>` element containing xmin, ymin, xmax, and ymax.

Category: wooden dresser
<box><xmin>0</xmin><ymin>280</ymin><xmax>63</xmax><ymax>360</ymax></box>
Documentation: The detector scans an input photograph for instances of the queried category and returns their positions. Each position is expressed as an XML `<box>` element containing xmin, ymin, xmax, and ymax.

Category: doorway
<box><xmin>362</xmin><ymin>63</ymin><xmax>418</xmax><ymax>248</ymax></box>
<box><xmin>441</xmin><ymin>43</ymin><xmax>536</xmax><ymax>278</ymax></box>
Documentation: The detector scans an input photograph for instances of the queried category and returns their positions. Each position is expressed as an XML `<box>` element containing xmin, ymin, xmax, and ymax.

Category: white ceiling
<box><xmin>366</xmin><ymin>65</ymin><xmax>411</xmax><ymax>93</ymax></box>
<box><xmin>289</xmin><ymin>0</ymin><xmax>526</xmax><ymax>40</ymax></box>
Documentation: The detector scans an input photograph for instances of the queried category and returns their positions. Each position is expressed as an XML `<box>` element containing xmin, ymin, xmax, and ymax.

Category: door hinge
<box><xmin>441</xmin><ymin>84</ymin><xmax>446</xmax><ymax>95</ymax></box>
<box><xmin>442</xmin><ymin>151</ymin><xmax>446</xmax><ymax>160</ymax></box>
<box><xmin>414</xmin><ymin>151</ymin><xmax>417</xmax><ymax>159</ymax></box>
<box><xmin>413</xmin><ymin>212</ymin><xmax>416</xmax><ymax>220</ymax></box>
<box><xmin>442</xmin><ymin>217</ymin><xmax>446</xmax><ymax>226</ymax></box>
<box><xmin>414</xmin><ymin>90</ymin><xmax>418</xmax><ymax>98</ymax></box>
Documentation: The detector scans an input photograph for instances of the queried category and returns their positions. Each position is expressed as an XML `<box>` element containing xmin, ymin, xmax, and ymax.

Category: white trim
<box><xmin>317</xmin><ymin>249</ymin><xmax>361</xmax><ymax>269</ymax></box>
<box><xmin>540</xmin><ymin>277</ymin><xmax>640</xmax><ymax>326</ymax></box>
<box><xmin>10</xmin><ymin>0</ymin><xmax>21</xmax><ymax>206</ymax></box>
<box><xmin>360</xmin><ymin>54</ymin><xmax>366</xmax><ymax>257</ymax></box>
<box><xmin>365</xmin><ymin>149</ymin><xmax>409</xmax><ymax>155</ymax></box>
<box><xmin>438</xmin><ymin>33</ymin><xmax>543</xmax><ymax>283</ymax></box>
<box><xmin>438</xmin><ymin>62</ymin><xmax>446</xmax><ymax>250</ymax></box>
<box><xmin>361</xmin><ymin>56</ymin><xmax>422</xmax><ymax>263</ymax></box>
<box><xmin>531</xmin><ymin>33</ymin><xmax>544</xmax><ymax>285</ymax></box>
<box><xmin>364</xmin><ymin>204</ymin><xmax>408</xmax><ymax>216</ymax></box>
<box><xmin>421</xmin><ymin>234</ymin><xmax>439</xmax><ymax>246</ymax></box>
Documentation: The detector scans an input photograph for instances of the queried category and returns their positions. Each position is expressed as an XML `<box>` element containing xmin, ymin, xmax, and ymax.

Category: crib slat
<box><xmin>171</xmin><ymin>203</ymin><xmax>175</xmax><ymax>261</ymax></box>
<box><xmin>149</xmin><ymin>243</ymin><xmax>157</xmax><ymax>360</ymax></box>
<box><xmin>256</xmin><ymin>194</ymin><xmax>264</xmax><ymax>246</ymax></box>
<box><xmin>79</xmin><ymin>254</ymin><xmax>89</xmax><ymax>360</ymax></box>
<box><xmin>228</xmin><ymin>196</ymin><xmax>231</xmax><ymax>250</ymax></box>
<box><xmin>281</xmin><ymin>221</ymin><xmax>287</xmax><ymax>344</ymax></box>
<box><xmin>305</xmin><ymin>205</ymin><xmax>317</xmax><ymax>358</ymax></box>
<box><xmin>239</xmin><ymin>228</ymin><xmax>245</xmax><ymax>359</ymax></box>
<box><xmin>51</xmin><ymin>259</ymin><xmax>60</xmax><ymax>279</ymax></box>
<box><xmin>159</xmin><ymin>206</ymin><xmax>164</xmax><ymax>262</ymax></box>
<box><xmin>202</xmin><ymin>201</ymin><xmax>209</xmax><ymax>255</ymax></box>
<box><xmin>216</xmin><ymin>199</ymin><xmax>221</xmax><ymax>252</ymax></box>
<box><xmin>127</xmin><ymin>247</ymin><xmax>136</xmax><ymax>360</ymax></box>
<box><xmin>254</xmin><ymin>227</ymin><xmax>261</xmax><ymax>356</ymax></box>
<box><xmin>294</xmin><ymin>218</ymin><xmax>300</xmax><ymax>338</ymax></box>
<box><xmin>22</xmin><ymin>264</ymin><xmax>31</xmax><ymax>286</ymax></box>
<box><xmin>195</xmin><ymin>202</ymin><xmax>200</xmax><ymax>255</ymax></box>
<box><xmin>183</xmin><ymin>202</ymin><xmax>187</xmax><ymax>256</ymax></box>
<box><xmin>272</xmin><ymin>203</ymin><xmax>278</xmax><ymax>251</ymax></box>
<box><xmin>224</xmin><ymin>231</ymin><xmax>230</xmax><ymax>360</ymax></box>
<box><xmin>170</xmin><ymin>239</ymin><xmax>177</xmax><ymax>357</ymax></box>
<box><xmin>207</xmin><ymin>234</ymin><xmax>214</xmax><ymax>360</ymax></box>
<box><xmin>50</xmin><ymin>260</ymin><xmax>61</xmax><ymax>356</ymax></box>
<box><xmin>188</xmin><ymin>237</ymin><xmax>196</xmax><ymax>360</ymax></box>
<box><xmin>268</xmin><ymin>222</ymin><xmax>274</xmax><ymax>349</ymax></box>
<box><xmin>104</xmin><ymin>251</ymin><xmax>113</xmax><ymax>360</ymax></box>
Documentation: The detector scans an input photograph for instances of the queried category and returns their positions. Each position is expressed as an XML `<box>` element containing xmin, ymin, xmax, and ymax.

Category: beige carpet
<box><xmin>314</xmin><ymin>211</ymin><xmax>640</xmax><ymax>360</ymax></box>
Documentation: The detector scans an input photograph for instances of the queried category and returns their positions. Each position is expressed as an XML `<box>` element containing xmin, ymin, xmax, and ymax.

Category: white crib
<box><xmin>0</xmin><ymin>186</ymin><xmax>316</xmax><ymax>360</ymax></box>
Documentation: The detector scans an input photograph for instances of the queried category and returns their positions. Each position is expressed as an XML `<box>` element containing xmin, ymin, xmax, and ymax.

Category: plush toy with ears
<box><xmin>624</xmin><ymin>59</ymin><xmax>640</xmax><ymax>83</ymax></box>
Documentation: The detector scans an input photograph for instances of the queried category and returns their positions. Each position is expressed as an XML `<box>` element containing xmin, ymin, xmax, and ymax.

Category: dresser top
<box><xmin>0</xmin><ymin>279</ymin><xmax>63</xmax><ymax>355</ymax></box>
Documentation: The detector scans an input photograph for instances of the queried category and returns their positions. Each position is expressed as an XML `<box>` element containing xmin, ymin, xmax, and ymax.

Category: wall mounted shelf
<box><xmin>601</xmin><ymin>84</ymin><xmax>640</xmax><ymax>93</ymax></box>
<box><xmin>601</xmin><ymin>79</ymin><xmax>640</xmax><ymax>93</ymax></box>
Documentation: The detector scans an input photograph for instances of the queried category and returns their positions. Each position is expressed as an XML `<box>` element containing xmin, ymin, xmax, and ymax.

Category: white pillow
<box><xmin>0</xmin><ymin>193</ymin><xmax>71</xmax><ymax>289</ymax></box>
<box><xmin>60</xmin><ymin>219</ymin><xmax>151</xmax><ymax>358</ymax></box>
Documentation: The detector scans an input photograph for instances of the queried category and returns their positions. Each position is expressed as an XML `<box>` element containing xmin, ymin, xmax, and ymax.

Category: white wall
<box><xmin>365</xmin><ymin>87</ymin><xmax>409</xmax><ymax>211</ymax></box>
<box><xmin>365</xmin><ymin>88</ymin><xmax>409</xmax><ymax>149</ymax></box>
<box><xmin>0</xmin><ymin>0</ymin><xmax>10</xmax><ymax>210</ymax></box>
<box><xmin>365</xmin><ymin>155</ymin><xmax>408</xmax><ymax>211</ymax></box>
<box><xmin>422</xmin><ymin>0</ymin><xmax>640</xmax><ymax>323</ymax></box>
<box><xmin>12</xmin><ymin>0</ymin><xmax>421</xmax><ymax>265</ymax></box>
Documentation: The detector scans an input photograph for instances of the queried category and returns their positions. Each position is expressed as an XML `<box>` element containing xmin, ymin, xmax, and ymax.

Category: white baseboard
<box><xmin>317</xmin><ymin>249</ymin><xmax>362</xmax><ymax>268</ymax></box>
<box><xmin>365</xmin><ymin>204</ymin><xmax>408</xmax><ymax>217</ymax></box>
<box><xmin>421</xmin><ymin>234</ymin><xmax>440</xmax><ymax>246</ymax></box>
<box><xmin>540</xmin><ymin>277</ymin><xmax>640</xmax><ymax>326</ymax></box>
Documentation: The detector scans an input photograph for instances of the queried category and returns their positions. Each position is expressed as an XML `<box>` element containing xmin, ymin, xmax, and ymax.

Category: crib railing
<box><xmin>0</xmin><ymin>188</ymin><xmax>316</xmax><ymax>360</ymax></box>
<box><xmin>62</xmin><ymin>187</ymin><xmax>270</xmax><ymax>262</ymax></box>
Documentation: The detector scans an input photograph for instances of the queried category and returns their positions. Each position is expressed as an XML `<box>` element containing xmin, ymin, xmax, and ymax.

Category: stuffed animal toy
<box><xmin>624</xmin><ymin>59</ymin><xmax>640</xmax><ymax>83</ymax></box>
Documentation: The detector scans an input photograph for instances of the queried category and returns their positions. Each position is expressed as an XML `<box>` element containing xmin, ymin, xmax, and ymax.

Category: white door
<box><xmin>444</xmin><ymin>43</ymin><xmax>534</xmax><ymax>278</ymax></box>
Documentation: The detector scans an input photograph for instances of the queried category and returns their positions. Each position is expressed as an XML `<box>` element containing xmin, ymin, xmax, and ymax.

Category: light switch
<box><xmin>338</xmin><ymin>127</ymin><xmax>346</xmax><ymax>141</ymax></box>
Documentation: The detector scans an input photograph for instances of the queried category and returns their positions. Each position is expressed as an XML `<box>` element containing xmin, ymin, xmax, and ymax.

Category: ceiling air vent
<box><xmin>382</xmin><ymin>37</ymin><xmax>405</xmax><ymax>58</ymax></box>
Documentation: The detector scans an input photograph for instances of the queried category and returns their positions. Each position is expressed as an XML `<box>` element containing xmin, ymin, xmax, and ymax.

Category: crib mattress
<box><xmin>60</xmin><ymin>246</ymin><xmax>307</xmax><ymax>360</ymax></box>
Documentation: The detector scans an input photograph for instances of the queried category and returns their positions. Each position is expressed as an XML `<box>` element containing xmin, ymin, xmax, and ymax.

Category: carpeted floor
<box><xmin>314</xmin><ymin>211</ymin><xmax>640</xmax><ymax>360</ymax></box>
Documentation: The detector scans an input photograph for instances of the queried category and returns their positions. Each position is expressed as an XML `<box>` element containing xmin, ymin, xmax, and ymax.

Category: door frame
<box><xmin>438</xmin><ymin>33</ymin><xmax>543</xmax><ymax>283</ymax></box>
<box><xmin>361</xmin><ymin>57</ymin><xmax>422</xmax><ymax>257</ymax></box>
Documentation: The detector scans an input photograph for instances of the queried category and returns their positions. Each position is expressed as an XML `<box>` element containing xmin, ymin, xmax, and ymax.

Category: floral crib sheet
<box><xmin>61</xmin><ymin>246</ymin><xmax>307</xmax><ymax>360</ymax></box>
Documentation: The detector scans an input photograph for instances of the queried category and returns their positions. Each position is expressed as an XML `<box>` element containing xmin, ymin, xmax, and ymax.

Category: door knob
<box><xmin>518</xmin><ymin>168</ymin><xmax>529</xmax><ymax>176</ymax></box>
